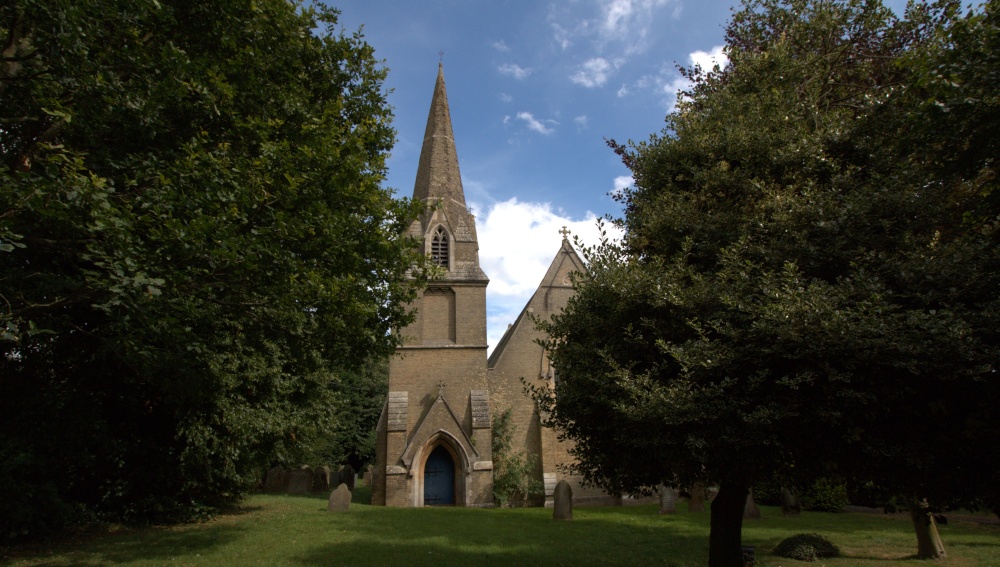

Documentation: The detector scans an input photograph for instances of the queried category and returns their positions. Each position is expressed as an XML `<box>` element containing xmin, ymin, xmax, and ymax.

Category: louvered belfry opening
<box><xmin>431</xmin><ymin>226</ymin><xmax>449</xmax><ymax>268</ymax></box>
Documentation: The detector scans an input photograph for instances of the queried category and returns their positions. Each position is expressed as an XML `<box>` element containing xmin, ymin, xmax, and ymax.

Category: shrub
<box><xmin>800</xmin><ymin>478</ymin><xmax>850</xmax><ymax>512</ymax></box>
<box><xmin>772</xmin><ymin>533</ymin><xmax>840</xmax><ymax>562</ymax></box>
<box><xmin>752</xmin><ymin>478</ymin><xmax>783</xmax><ymax>506</ymax></box>
<box><xmin>491</xmin><ymin>408</ymin><xmax>542</xmax><ymax>507</ymax></box>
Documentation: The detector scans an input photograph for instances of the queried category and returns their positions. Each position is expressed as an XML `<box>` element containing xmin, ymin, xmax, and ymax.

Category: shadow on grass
<box><xmin>218</xmin><ymin>504</ymin><xmax>264</xmax><ymax>517</ymax></box>
<box><xmin>2</xmin><ymin>520</ymin><xmax>248</xmax><ymax>565</ymax></box>
<box><xmin>292</xmin><ymin>505</ymin><xmax>709</xmax><ymax>567</ymax></box>
<box><xmin>742</xmin><ymin>506</ymin><xmax>1000</xmax><ymax>564</ymax></box>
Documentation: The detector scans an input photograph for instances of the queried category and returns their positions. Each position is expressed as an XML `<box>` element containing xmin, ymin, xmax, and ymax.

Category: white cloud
<box><xmin>492</xmin><ymin>39</ymin><xmax>510</xmax><ymax>52</ymax></box>
<box><xmin>470</xmin><ymin>198</ymin><xmax>622</xmax><ymax>354</ymax></box>
<box><xmin>550</xmin><ymin>21</ymin><xmax>574</xmax><ymax>51</ymax></box>
<box><xmin>499</xmin><ymin>93</ymin><xmax>513</xmax><ymax>103</ymax></box>
<box><xmin>499</xmin><ymin>63</ymin><xmax>532</xmax><ymax>79</ymax></box>
<box><xmin>570</xmin><ymin>57</ymin><xmax>621</xmax><ymax>88</ymax></box>
<box><xmin>662</xmin><ymin>75</ymin><xmax>690</xmax><ymax>111</ymax></box>
<box><xmin>689</xmin><ymin>45</ymin><xmax>728</xmax><ymax>72</ymax></box>
<box><xmin>574</xmin><ymin>115</ymin><xmax>589</xmax><ymax>129</ymax></box>
<box><xmin>516</xmin><ymin>111</ymin><xmax>557</xmax><ymax>135</ymax></box>
<box><xmin>612</xmin><ymin>175</ymin><xmax>633</xmax><ymax>196</ymax></box>
<box><xmin>601</xmin><ymin>0</ymin><xmax>638</xmax><ymax>36</ymax></box>
<box><xmin>550</xmin><ymin>0</ymin><xmax>681</xmax><ymax>55</ymax></box>
<box><xmin>617</xmin><ymin>83</ymin><xmax>629</xmax><ymax>97</ymax></box>
<box><xmin>640</xmin><ymin>45</ymin><xmax>729</xmax><ymax>111</ymax></box>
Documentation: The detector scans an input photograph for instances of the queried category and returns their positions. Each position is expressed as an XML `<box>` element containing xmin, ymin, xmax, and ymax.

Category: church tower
<box><xmin>373</xmin><ymin>65</ymin><xmax>494</xmax><ymax>507</ymax></box>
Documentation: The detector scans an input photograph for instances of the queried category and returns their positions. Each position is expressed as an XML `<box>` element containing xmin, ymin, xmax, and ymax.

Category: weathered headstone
<box><xmin>687</xmin><ymin>484</ymin><xmax>706</xmax><ymax>513</ymax></box>
<box><xmin>780</xmin><ymin>486</ymin><xmax>801</xmax><ymax>516</ymax></box>
<box><xmin>327</xmin><ymin>483</ymin><xmax>351</xmax><ymax>512</ymax></box>
<box><xmin>659</xmin><ymin>485</ymin><xmax>677</xmax><ymax>514</ymax></box>
<box><xmin>285</xmin><ymin>467</ymin><xmax>311</xmax><ymax>495</ymax></box>
<box><xmin>312</xmin><ymin>465</ymin><xmax>331</xmax><ymax>494</ymax></box>
<box><xmin>744</xmin><ymin>489</ymin><xmax>762</xmax><ymax>519</ymax></box>
<box><xmin>340</xmin><ymin>464</ymin><xmax>356</xmax><ymax>491</ymax></box>
<box><xmin>553</xmin><ymin>480</ymin><xmax>573</xmax><ymax>520</ymax></box>
<box><xmin>264</xmin><ymin>466</ymin><xmax>285</xmax><ymax>494</ymax></box>
<box><xmin>363</xmin><ymin>465</ymin><xmax>373</xmax><ymax>487</ymax></box>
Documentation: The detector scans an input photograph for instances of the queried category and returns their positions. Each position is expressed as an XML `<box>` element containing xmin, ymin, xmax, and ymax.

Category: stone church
<box><xmin>373</xmin><ymin>65</ymin><xmax>616</xmax><ymax>508</ymax></box>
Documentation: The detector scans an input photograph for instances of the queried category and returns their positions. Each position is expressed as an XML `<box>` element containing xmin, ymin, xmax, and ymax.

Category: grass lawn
<box><xmin>3</xmin><ymin>489</ymin><xmax>998</xmax><ymax>566</ymax></box>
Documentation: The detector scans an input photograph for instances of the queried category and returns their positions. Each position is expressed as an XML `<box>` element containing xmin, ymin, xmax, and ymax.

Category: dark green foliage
<box><xmin>800</xmin><ymin>479</ymin><xmax>849</xmax><ymax>513</ymax></box>
<box><xmin>751</xmin><ymin>479</ymin><xmax>782</xmax><ymax>507</ymax></box>
<box><xmin>491</xmin><ymin>408</ymin><xmax>542</xmax><ymax>507</ymax></box>
<box><xmin>0</xmin><ymin>0</ymin><xmax>423</xmax><ymax>538</ymax></box>
<box><xmin>754</xmin><ymin>478</ymin><xmax>848</xmax><ymax>511</ymax></box>
<box><xmin>772</xmin><ymin>533</ymin><xmax>840</xmax><ymax>562</ymax></box>
<box><xmin>535</xmin><ymin>0</ymin><xmax>1000</xmax><ymax>564</ymax></box>
<box><xmin>298</xmin><ymin>359</ymin><xmax>389</xmax><ymax>471</ymax></box>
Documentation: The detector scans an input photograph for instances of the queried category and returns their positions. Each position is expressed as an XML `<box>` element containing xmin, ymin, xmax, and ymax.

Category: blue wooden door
<box><xmin>423</xmin><ymin>445</ymin><xmax>455</xmax><ymax>506</ymax></box>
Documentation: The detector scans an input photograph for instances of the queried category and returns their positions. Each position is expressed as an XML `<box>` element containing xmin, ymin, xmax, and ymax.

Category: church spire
<box><xmin>407</xmin><ymin>63</ymin><xmax>484</xmax><ymax>281</ymax></box>
<box><xmin>412</xmin><ymin>63</ymin><xmax>465</xmax><ymax>208</ymax></box>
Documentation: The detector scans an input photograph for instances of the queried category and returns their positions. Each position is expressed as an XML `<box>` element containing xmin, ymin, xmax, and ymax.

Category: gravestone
<box><xmin>312</xmin><ymin>465</ymin><xmax>331</xmax><ymax>494</ymax></box>
<box><xmin>327</xmin><ymin>483</ymin><xmax>351</xmax><ymax>512</ymax></box>
<box><xmin>340</xmin><ymin>464</ymin><xmax>356</xmax><ymax>491</ymax></box>
<box><xmin>659</xmin><ymin>485</ymin><xmax>677</xmax><ymax>514</ymax></box>
<box><xmin>780</xmin><ymin>486</ymin><xmax>801</xmax><ymax>516</ymax></box>
<box><xmin>687</xmin><ymin>484</ymin><xmax>706</xmax><ymax>513</ymax></box>
<box><xmin>264</xmin><ymin>466</ymin><xmax>285</xmax><ymax>493</ymax></box>
<box><xmin>553</xmin><ymin>480</ymin><xmax>573</xmax><ymax>520</ymax></box>
<box><xmin>363</xmin><ymin>465</ymin><xmax>373</xmax><ymax>487</ymax></box>
<box><xmin>285</xmin><ymin>467</ymin><xmax>311</xmax><ymax>495</ymax></box>
<box><xmin>744</xmin><ymin>489</ymin><xmax>762</xmax><ymax>519</ymax></box>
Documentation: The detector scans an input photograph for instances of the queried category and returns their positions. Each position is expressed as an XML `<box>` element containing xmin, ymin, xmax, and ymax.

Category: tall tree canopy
<box><xmin>536</xmin><ymin>1</ymin><xmax>1000</xmax><ymax>565</ymax></box>
<box><xmin>1</xmin><ymin>0</ymin><xmax>422</xmax><ymax>537</ymax></box>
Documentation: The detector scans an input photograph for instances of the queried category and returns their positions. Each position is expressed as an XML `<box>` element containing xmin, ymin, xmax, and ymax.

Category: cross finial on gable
<box><xmin>438</xmin><ymin>50</ymin><xmax>444</xmax><ymax>63</ymax></box>
<box><xmin>437</xmin><ymin>380</ymin><xmax>446</xmax><ymax>395</ymax></box>
<box><xmin>559</xmin><ymin>226</ymin><xmax>571</xmax><ymax>240</ymax></box>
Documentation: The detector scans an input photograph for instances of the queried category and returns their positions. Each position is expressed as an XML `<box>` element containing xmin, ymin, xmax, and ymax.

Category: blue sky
<box><xmin>331</xmin><ymin>0</ymin><xmax>908</xmax><ymax>352</ymax></box>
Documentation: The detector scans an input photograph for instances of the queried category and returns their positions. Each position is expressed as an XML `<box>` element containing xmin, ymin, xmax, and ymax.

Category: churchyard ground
<box><xmin>3</xmin><ymin>490</ymin><xmax>998</xmax><ymax>566</ymax></box>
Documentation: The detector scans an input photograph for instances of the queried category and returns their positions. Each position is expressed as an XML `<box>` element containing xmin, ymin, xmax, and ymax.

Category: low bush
<box><xmin>772</xmin><ymin>533</ymin><xmax>840</xmax><ymax>562</ymax></box>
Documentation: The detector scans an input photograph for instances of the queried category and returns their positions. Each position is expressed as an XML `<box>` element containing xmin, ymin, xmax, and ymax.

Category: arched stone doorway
<box><xmin>423</xmin><ymin>444</ymin><xmax>456</xmax><ymax>505</ymax></box>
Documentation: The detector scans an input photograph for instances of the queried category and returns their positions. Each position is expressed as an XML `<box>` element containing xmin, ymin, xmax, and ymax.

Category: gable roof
<box><xmin>488</xmin><ymin>237</ymin><xmax>586</xmax><ymax>368</ymax></box>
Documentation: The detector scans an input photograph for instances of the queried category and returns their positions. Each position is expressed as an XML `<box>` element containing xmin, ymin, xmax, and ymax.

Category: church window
<box><xmin>431</xmin><ymin>226</ymin><xmax>449</xmax><ymax>268</ymax></box>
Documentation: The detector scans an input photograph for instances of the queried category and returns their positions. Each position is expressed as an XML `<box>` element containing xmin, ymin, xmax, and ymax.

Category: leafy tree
<box><xmin>1</xmin><ymin>0</ymin><xmax>423</xmax><ymax>538</ymax></box>
<box><xmin>298</xmin><ymin>358</ymin><xmax>390</xmax><ymax>472</ymax></box>
<box><xmin>535</xmin><ymin>1</ymin><xmax>999</xmax><ymax>565</ymax></box>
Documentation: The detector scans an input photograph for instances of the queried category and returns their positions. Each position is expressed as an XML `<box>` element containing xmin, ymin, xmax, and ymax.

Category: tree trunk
<box><xmin>709</xmin><ymin>480</ymin><xmax>750</xmax><ymax>567</ymax></box>
<box><xmin>906</xmin><ymin>496</ymin><xmax>946</xmax><ymax>560</ymax></box>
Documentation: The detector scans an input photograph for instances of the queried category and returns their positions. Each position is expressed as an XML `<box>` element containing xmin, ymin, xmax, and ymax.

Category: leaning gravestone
<box><xmin>312</xmin><ymin>465</ymin><xmax>332</xmax><ymax>494</ymax></box>
<box><xmin>285</xmin><ymin>467</ymin><xmax>311</xmax><ymax>495</ymax></box>
<box><xmin>264</xmin><ymin>466</ymin><xmax>285</xmax><ymax>494</ymax></box>
<box><xmin>327</xmin><ymin>483</ymin><xmax>351</xmax><ymax>512</ymax></box>
<box><xmin>659</xmin><ymin>485</ymin><xmax>677</xmax><ymax>514</ymax></box>
<box><xmin>781</xmin><ymin>486</ymin><xmax>802</xmax><ymax>516</ymax></box>
<box><xmin>744</xmin><ymin>489</ymin><xmax>762</xmax><ymax>519</ymax></box>
<box><xmin>340</xmin><ymin>464</ymin><xmax>356</xmax><ymax>491</ymax></box>
<box><xmin>687</xmin><ymin>485</ymin><xmax>706</xmax><ymax>513</ymax></box>
<box><xmin>553</xmin><ymin>480</ymin><xmax>573</xmax><ymax>520</ymax></box>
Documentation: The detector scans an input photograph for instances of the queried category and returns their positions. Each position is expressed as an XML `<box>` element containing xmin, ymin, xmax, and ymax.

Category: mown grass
<box><xmin>3</xmin><ymin>490</ymin><xmax>998</xmax><ymax>566</ymax></box>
